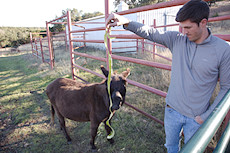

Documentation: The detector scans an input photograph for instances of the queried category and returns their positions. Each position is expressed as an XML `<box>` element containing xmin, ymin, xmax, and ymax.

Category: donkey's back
<box><xmin>46</xmin><ymin>78</ymin><xmax>100</xmax><ymax>122</ymax></box>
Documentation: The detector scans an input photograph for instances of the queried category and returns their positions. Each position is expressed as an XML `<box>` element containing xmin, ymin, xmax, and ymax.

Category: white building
<box><xmin>67</xmin><ymin>1</ymin><xmax>182</xmax><ymax>53</ymax></box>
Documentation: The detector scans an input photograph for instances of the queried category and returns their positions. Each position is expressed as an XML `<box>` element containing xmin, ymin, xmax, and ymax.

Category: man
<box><xmin>105</xmin><ymin>0</ymin><xmax>230</xmax><ymax>152</ymax></box>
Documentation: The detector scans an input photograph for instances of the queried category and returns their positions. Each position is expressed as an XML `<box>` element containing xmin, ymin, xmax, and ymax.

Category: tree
<box><xmin>82</xmin><ymin>12</ymin><xmax>104</xmax><ymax>20</ymax></box>
<box><xmin>61</xmin><ymin>8</ymin><xmax>83</xmax><ymax>22</ymax></box>
<box><xmin>0</xmin><ymin>27</ymin><xmax>45</xmax><ymax>48</ymax></box>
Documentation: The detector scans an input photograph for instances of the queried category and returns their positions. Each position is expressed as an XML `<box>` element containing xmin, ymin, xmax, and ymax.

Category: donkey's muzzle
<box><xmin>111</xmin><ymin>91</ymin><xmax>123</xmax><ymax>111</ymax></box>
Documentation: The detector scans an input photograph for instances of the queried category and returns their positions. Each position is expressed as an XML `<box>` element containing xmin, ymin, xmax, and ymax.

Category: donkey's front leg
<box><xmin>104</xmin><ymin>120</ymin><xmax>114</xmax><ymax>144</ymax></box>
<box><xmin>90</xmin><ymin>121</ymin><xmax>100</xmax><ymax>150</ymax></box>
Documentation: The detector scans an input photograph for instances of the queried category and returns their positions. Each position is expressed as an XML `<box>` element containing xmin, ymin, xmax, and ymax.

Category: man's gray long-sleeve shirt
<box><xmin>125</xmin><ymin>21</ymin><xmax>230</xmax><ymax>120</ymax></box>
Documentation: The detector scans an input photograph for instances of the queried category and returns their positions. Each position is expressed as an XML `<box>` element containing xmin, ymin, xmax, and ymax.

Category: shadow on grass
<box><xmin>0</xmin><ymin>53</ymin><xmax>56</xmax><ymax>152</ymax></box>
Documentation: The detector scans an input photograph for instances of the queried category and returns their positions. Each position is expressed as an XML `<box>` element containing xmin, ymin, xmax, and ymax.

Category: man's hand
<box><xmin>195</xmin><ymin>116</ymin><xmax>204</xmax><ymax>124</ymax></box>
<box><xmin>105</xmin><ymin>13</ymin><xmax>130</xmax><ymax>28</ymax></box>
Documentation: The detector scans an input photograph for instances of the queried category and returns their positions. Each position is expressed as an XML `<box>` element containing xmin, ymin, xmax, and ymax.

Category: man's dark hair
<box><xmin>175</xmin><ymin>0</ymin><xmax>210</xmax><ymax>25</ymax></box>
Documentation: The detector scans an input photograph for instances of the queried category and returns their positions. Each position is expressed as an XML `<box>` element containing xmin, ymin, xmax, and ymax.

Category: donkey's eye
<box><xmin>122</xmin><ymin>80</ymin><xmax>127</xmax><ymax>85</ymax></box>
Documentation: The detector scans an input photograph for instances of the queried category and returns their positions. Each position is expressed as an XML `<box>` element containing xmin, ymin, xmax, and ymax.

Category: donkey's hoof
<box><xmin>91</xmin><ymin>148</ymin><xmax>97</xmax><ymax>152</ymax></box>
<box><xmin>91</xmin><ymin>146</ymin><xmax>97</xmax><ymax>152</ymax></box>
<box><xmin>107</xmin><ymin>138</ymin><xmax>114</xmax><ymax>144</ymax></box>
<box><xmin>67</xmin><ymin>140</ymin><xmax>72</xmax><ymax>145</ymax></box>
<box><xmin>67</xmin><ymin>141</ymin><xmax>72</xmax><ymax>145</ymax></box>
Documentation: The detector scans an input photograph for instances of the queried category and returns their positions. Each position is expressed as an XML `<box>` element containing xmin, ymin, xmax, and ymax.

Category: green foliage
<box><xmin>61</xmin><ymin>8</ymin><xmax>83</xmax><ymax>22</ymax></box>
<box><xmin>0</xmin><ymin>27</ymin><xmax>45</xmax><ymax>48</ymax></box>
<box><xmin>82</xmin><ymin>11</ymin><xmax>104</xmax><ymax>20</ymax></box>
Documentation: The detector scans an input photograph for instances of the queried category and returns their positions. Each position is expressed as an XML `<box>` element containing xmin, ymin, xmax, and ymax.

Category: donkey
<box><xmin>46</xmin><ymin>65</ymin><xmax>130</xmax><ymax>150</ymax></box>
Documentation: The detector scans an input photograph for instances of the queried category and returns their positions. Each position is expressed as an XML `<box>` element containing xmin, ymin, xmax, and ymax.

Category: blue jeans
<box><xmin>164</xmin><ymin>106</ymin><xmax>201</xmax><ymax>153</ymax></box>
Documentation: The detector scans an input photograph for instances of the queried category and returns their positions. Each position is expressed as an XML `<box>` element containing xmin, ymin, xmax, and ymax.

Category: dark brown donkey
<box><xmin>46</xmin><ymin>65</ymin><xmax>130</xmax><ymax>150</ymax></box>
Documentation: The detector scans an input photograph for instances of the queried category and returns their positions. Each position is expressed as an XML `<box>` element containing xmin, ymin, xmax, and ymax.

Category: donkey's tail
<box><xmin>51</xmin><ymin>105</ymin><xmax>55</xmax><ymax>125</ymax></box>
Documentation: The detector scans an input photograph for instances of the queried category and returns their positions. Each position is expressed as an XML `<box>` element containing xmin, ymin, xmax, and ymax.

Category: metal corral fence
<box><xmin>31</xmin><ymin>0</ymin><xmax>230</xmax><ymax>151</ymax></box>
<box><xmin>30</xmin><ymin>32</ymin><xmax>49</xmax><ymax>64</ymax></box>
<box><xmin>30</xmin><ymin>27</ymin><xmax>68</xmax><ymax>69</ymax></box>
<box><xmin>67</xmin><ymin>0</ymin><xmax>230</xmax><ymax>151</ymax></box>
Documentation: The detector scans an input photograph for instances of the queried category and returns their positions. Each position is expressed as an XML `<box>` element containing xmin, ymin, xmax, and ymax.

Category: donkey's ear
<box><xmin>100</xmin><ymin>65</ymin><xmax>108</xmax><ymax>78</ymax></box>
<box><xmin>122</xmin><ymin>68</ymin><xmax>130</xmax><ymax>78</ymax></box>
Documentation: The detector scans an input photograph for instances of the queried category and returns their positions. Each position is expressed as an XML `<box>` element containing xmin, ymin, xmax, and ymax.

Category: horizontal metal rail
<box><xmin>32</xmin><ymin>53</ymin><xmax>42</xmax><ymax>59</ymax></box>
<box><xmin>213</xmin><ymin>121</ymin><xmax>230</xmax><ymax>153</ymax></box>
<box><xmin>143</xmin><ymin>41</ymin><xmax>166</xmax><ymax>48</ymax></box>
<box><xmin>73</xmin><ymin>63</ymin><xmax>105</xmax><ymax>79</ymax></box>
<box><xmin>72</xmin><ymin>51</ymin><xmax>106</xmax><ymax>62</ymax></box>
<box><xmin>209</xmin><ymin>14</ymin><xmax>230</xmax><ymax>22</ymax></box>
<box><xmin>71</xmin><ymin>39</ymin><xmax>104</xmax><ymax>43</ymax></box>
<box><xmin>72</xmin><ymin>36</ymin><xmax>84</xmax><ymax>38</ymax></box>
<box><xmin>111</xmin><ymin>54</ymin><xmax>171</xmax><ymax>70</ymax></box>
<box><xmin>47</xmin><ymin>14</ymin><xmax>67</xmax><ymax>24</ymax></box>
<box><xmin>112</xmin><ymin>40</ymin><xmax>136</xmax><ymax>43</ymax></box>
<box><xmin>117</xmin><ymin>0</ymin><xmax>189</xmax><ymax>15</ymax></box>
<box><xmin>113</xmin><ymin>46</ymin><xmax>136</xmax><ymax>50</ymax></box>
<box><xmin>127</xmin><ymin>79</ymin><xmax>167</xmax><ymax>97</ymax></box>
<box><xmin>43</xmin><ymin>52</ymin><xmax>49</xmax><ymax>56</ymax></box>
<box><xmin>124</xmin><ymin>102</ymin><xmax>164</xmax><ymax>125</ymax></box>
<box><xmin>74</xmin><ymin>45</ymin><xmax>86</xmax><ymax>50</ymax></box>
<box><xmin>70</xmin><ymin>27</ymin><xmax>105</xmax><ymax>33</ymax></box>
<box><xmin>155</xmin><ymin>23</ymin><xmax>179</xmax><ymax>28</ymax></box>
<box><xmin>142</xmin><ymin>47</ymin><xmax>172</xmax><ymax>62</ymax></box>
<box><xmin>109</xmin><ymin>34</ymin><xmax>143</xmax><ymax>39</ymax></box>
<box><xmin>213</xmin><ymin>34</ymin><xmax>230</xmax><ymax>42</ymax></box>
<box><xmin>73</xmin><ymin>21</ymin><xmax>105</xmax><ymax>24</ymax></box>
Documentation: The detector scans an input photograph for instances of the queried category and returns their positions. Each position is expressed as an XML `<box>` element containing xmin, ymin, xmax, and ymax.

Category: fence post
<box><xmin>142</xmin><ymin>20</ymin><xmax>145</xmax><ymax>53</ymax></box>
<box><xmin>46</xmin><ymin>21</ymin><xmax>54</xmax><ymax>69</ymax></box>
<box><xmin>67</xmin><ymin>11</ymin><xmax>75</xmax><ymax>80</ymax></box>
<box><xmin>65</xmin><ymin>27</ymin><xmax>68</xmax><ymax>52</ymax></box>
<box><xmin>153</xmin><ymin>19</ymin><xmax>156</xmax><ymax>60</ymax></box>
<box><xmin>34</xmin><ymin>38</ymin><xmax>38</xmax><ymax>58</ymax></box>
<box><xmin>83</xmin><ymin>27</ymin><xmax>86</xmax><ymax>47</ymax></box>
<box><xmin>39</xmin><ymin>38</ymin><xmax>45</xmax><ymax>62</ymax></box>
<box><xmin>105</xmin><ymin>0</ymin><xmax>112</xmax><ymax>70</ymax></box>
<box><xmin>50</xmin><ymin>32</ymin><xmax>55</xmax><ymax>67</ymax></box>
<box><xmin>30</xmin><ymin>32</ymin><xmax>34</xmax><ymax>54</ymax></box>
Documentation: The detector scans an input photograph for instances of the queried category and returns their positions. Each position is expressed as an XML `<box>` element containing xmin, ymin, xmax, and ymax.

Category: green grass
<box><xmin>1</xmin><ymin>42</ymin><xmax>222</xmax><ymax>152</ymax></box>
<box><xmin>0</xmin><ymin>46</ymin><xmax>169</xmax><ymax>152</ymax></box>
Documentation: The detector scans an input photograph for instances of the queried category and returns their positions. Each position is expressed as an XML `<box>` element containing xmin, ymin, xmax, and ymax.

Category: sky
<box><xmin>0</xmin><ymin>0</ymin><xmax>115</xmax><ymax>27</ymax></box>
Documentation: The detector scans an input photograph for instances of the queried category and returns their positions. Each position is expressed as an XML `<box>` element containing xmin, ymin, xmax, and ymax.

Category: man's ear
<box><xmin>200</xmin><ymin>18</ymin><xmax>208</xmax><ymax>28</ymax></box>
<box><xmin>100</xmin><ymin>65</ymin><xmax>108</xmax><ymax>78</ymax></box>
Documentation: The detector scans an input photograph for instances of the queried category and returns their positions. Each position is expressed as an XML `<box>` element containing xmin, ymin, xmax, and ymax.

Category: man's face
<box><xmin>179</xmin><ymin>19</ymin><xmax>205</xmax><ymax>43</ymax></box>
